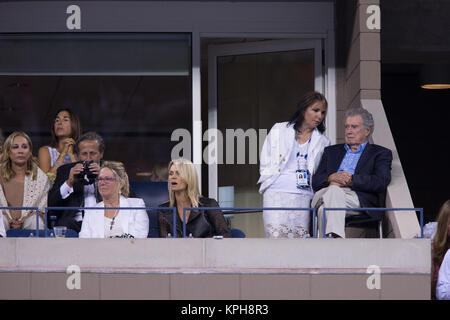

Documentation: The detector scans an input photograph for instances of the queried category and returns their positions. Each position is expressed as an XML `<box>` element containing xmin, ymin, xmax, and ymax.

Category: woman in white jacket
<box><xmin>79</xmin><ymin>161</ymin><xmax>149</xmax><ymax>238</ymax></box>
<box><xmin>258</xmin><ymin>92</ymin><xmax>330</xmax><ymax>238</ymax></box>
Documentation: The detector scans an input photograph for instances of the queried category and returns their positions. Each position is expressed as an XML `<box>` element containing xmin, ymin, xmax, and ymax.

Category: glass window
<box><xmin>0</xmin><ymin>33</ymin><xmax>192</xmax><ymax>182</ymax></box>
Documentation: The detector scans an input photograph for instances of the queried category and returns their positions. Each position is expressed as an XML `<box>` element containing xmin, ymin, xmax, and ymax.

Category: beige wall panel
<box><xmin>0</xmin><ymin>272</ymin><xmax>31</xmax><ymax>299</ymax></box>
<box><xmin>335</xmin><ymin>68</ymin><xmax>346</xmax><ymax>111</ymax></box>
<box><xmin>347</xmin><ymin>33</ymin><xmax>381</xmax><ymax>81</ymax></box>
<box><xmin>100</xmin><ymin>273</ymin><xmax>170</xmax><ymax>300</ymax></box>
<box><xmin>16</xmin><ymin>238</ymin><xmax>205</xmax><ymax>269</ymax></box>
<box><xmin>360</xmin><ymin>61</ymin><xmax>381</xmax><ymax>89</ymax></box>
<box><xmin>336</xmin><ymin>109</ymin><xmax>346</xmax><ymax>142</ymax></box>
<box><xmin>240</xmin><ymin>274</ymin><xmax>310</xmax><ymax>299</ymax></box>
<box><xmin>311</xmin><ymin>274</ymin><xmax>380</xmax><ymax>299</ymax></box>
<box><xmin>361</xmin><ymin>32</ymin><xmax>381</xmax><ymax>61</ymax></box>
<box><xmin>344</xmin><ymin>63</ymin><xmax>361</xmax><ymax>108</ymax></box>
<box><xmin>380</xmin><ymin>274</ymin><xmax>430</xmax><ymax>300</ymax></box>
<box><xmin>360</xmin><ymin>89</ymin><xmax>380</xmax><ymax>99</ymax></box>
<box><xmin>348</xmin><ymin>92</ymin><xmax>363</xmax><ymax>110</ymax></box>
<box><xmin>170</xmin><ymin>274</ymin><xmax>240</xmax><ymax>299</ymax></box>
<box><xmin>0</xmin><ymin>241</ymin><xmax>16</xmax><ymax>268</ymax></box>
<box><xmin>346</xmin><ymin>34</ymin><xmax>361</xmax><ymax>80</ymax></box>
<box><xmin>30</xmin><ymin>272</ymin><xmax>100</xmax><ymax>299</ymax></box>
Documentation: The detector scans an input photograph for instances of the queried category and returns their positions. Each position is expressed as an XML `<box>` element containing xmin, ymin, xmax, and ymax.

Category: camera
<box><xmin>74</xmin><ymin>160</ymin><xmax>97</xmax><ymax>184</ymax></box>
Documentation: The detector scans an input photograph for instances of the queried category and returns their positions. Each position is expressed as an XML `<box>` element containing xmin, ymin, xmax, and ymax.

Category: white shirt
<box><xmin>437</xmin><ymin>249</ymin><xmax>450</xmax><ymax>300</ymax></box>
<box><xmin>0</xmin><ymin>214</ymin><xmax>5</xmax><ymax>237</ymax></box>
<box><xmin>269</xmin><ymin>140</ymin><xmax>313</xmax><ymax>196</ymax></box>
<box><xmin>60</xmin><ymin>178</ymin><xmax>97</xmax><ymax>222</ymax></box>
<box><xmin>104</xmin><ymin>215</ymin><xmax>124</xmax><ymax>238</ymax></box>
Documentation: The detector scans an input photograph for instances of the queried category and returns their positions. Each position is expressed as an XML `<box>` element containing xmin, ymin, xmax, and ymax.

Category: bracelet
<box><xmin>46</xmin><ymin>172</ymin><xmax>56</xmax><ymax>181</ymax></box>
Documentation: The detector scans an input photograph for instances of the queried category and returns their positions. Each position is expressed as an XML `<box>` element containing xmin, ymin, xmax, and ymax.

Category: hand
<box><xmin>328</xmin><ymin>171</ymin><xmax>353</xmax><ymax>187</ymax></box>
<box><xmin>10</xmin><ymin>219</ymin><xmax>23</xmax><ymax>229</ymax></box>
<box><xmin>62</xmin><ymin>138</ymin><xmax>76</xmax><ymax>156</ymax></box>
<box><xmin>67</xmin><ymin>162</ymin><xmax>84</xmax><ymax>187</ymax></box>
<box><xmin>88</xmin><ymin>162</ymin><xmax>101</xmax><ymax>176</ymax></box>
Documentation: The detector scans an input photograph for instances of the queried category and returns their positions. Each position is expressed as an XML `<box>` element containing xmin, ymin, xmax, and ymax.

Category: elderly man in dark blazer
<box><xmin>48</xmin><ymin>132</ymin><xmax>104</xmax><ymax>233</ymax></box>
<box><xmin>311</xmin><ymin>107</ymin><xmax>392</xmax><ymax>238</ymax></box>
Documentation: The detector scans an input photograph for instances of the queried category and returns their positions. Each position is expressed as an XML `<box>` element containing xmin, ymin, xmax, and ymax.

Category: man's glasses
<box><xmin>96</xmin><ymin>177</ymin><xmax>117</xmax><ymax>183</ymax></box>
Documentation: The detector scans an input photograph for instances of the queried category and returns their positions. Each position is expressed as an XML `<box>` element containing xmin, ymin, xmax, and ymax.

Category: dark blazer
<box><xmin>47</xmin><ymin>162</ymin><xmax>101</xmax><ymax>233</ymax></box>
<box><xmin>158</xmin><ymin>197</ymin><xmax>232</xmax><ymax>238</ymax></box>
<box><xmin>312</xmin><ymin>143</ymin><xmax>392</xmax><ymax>218</ymax></box>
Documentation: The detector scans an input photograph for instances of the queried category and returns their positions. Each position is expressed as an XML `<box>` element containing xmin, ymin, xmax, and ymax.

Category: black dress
<box><xmin>158</xmin><ymin>197</ymin><xmax>232</xmax><ymax>238</ymax></box>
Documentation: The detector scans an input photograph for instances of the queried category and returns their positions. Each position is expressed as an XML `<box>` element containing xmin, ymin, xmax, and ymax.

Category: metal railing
<box><xmin>45</xmin><ymin>206</ymin><xmax>177</xmax><ymax>238</ymax></box>
<box><xmin>2</xmin><ymin>205</ymin><xmax>424</xmax><ymax>239</ymax></box>
<box><xmin>182</xmin><ymin>207</ymin><xmax>317</xmax><ymax>238</ymax></box>
<box><xmin>1</xmin><ymin>206</ymin><xmax>40</xmax><ymax>235</ymax></box>
<box><xmin>322</xmin><ymin>207</ymin><xmax>424</xmax><ymax>238</ymax></box>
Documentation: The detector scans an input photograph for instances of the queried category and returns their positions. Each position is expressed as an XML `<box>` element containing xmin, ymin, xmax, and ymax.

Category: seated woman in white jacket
<box><xmin>79</xmin><ymin>161</ymin><xmax>149</xmax><ymax>238</ymax></box>
<box><xmin>258</xmin><ymin>91</ymin><xmax>330</xmax><ymax>238</ymax></box>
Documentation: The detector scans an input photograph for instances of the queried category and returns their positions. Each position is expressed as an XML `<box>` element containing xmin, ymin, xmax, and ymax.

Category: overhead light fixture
<box><xmin>420</xmin><ymin>64</ymin><xmax>450</xmax><ymax>89</ymax></box>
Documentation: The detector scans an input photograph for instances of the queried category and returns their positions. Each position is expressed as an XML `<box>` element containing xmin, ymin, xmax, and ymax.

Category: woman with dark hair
<box><xmin>38</xmin><ymin>108</ymin><xmax>81</xmax><ymax>180</ymax></box>
<box><xmin>431</xmin><ymin>200</ymin><xmax>450</xmax><ymax>299</ymax></box>
<box><xmin>0</xmin><ymin>131</ymin><xmax>51</xmax><ymax>231</ymax></box>
<box><xmin>258</xmin><ymin>91</ymin><xmax>330</xmax><ymax>238</ymax></box>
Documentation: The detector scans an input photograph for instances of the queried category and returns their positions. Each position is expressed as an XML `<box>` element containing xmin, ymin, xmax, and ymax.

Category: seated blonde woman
<box><xmin>158</xmin><ymin>158</ymin><xmax>231</xmax><ymax>238</ymax></box>
<box><xmin>79</xmin><ymin>161</ymin><xmax>149</xmax><ymax>238</ymax></box>
<box><xmin>0</xmin><ymin>131</ymin><xmax>51</xmax><ymax>232</ymax></box>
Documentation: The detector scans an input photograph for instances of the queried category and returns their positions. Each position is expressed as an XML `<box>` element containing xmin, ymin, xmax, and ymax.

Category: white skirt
<box><xmin>263</xmin><ymin>189</ymin><xmax>312</xmax><ymax>238</ymax></box>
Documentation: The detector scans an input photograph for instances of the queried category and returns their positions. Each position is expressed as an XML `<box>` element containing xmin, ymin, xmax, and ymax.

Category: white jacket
<box><xmin>258</xmin><ymin>122</ymin><xmax>330</xmax><ymax>194</ymax></box>
<box><xmin>0</xmin><ymin>215</ymin><xmax>5</xmax><ymax>238</ymax></box>
<box><xmin>437</xmin><ymin>249</ymin><xmax>450</xmax><ymax>300</ymax></box>
<box><xmin>79</xmin><ymin>196</ymin><xmax>149</xmax><ymax>238</ymax></box>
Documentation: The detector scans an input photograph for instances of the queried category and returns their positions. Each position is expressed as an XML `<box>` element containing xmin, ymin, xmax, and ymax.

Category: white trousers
<box><xmin>263</xmin><ymin>190</ymin><xmax>312</xmax><ymax>238</ymax></box>
<box><xmin>311</xmin><ymin>185</ymin><xmax>360</xmax><ymax>238</ymax></box>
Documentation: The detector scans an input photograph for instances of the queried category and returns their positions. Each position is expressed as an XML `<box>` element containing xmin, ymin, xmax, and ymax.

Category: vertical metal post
<box><xmin>172</xmin><ymin>207</ymin><xmax>177</xmax><ymax>238</ymax></box>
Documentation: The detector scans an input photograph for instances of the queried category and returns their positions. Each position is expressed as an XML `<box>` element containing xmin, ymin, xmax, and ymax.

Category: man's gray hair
<box><xmin>344</xmin><ymin>107</ymin><xmax>374</xmax><ymax>136</ymax></box>
<box><xmin>75</xmin><ymin>131</ymin><xmax>105</xmax><ymax>154</ymax></box>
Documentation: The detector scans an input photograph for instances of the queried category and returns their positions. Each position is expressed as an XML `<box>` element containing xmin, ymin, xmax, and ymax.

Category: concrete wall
<box><xmin>336</xmin><ymin>0</ymin><xmax>380</xmax><ymax>143</ymax></box>
<box><xmin>336</xmin><ymin>0</ymin><xmax>420</xmax><ymax>238</ymax></box>
<box><xmin>0</xmin><ymin>238</ymin><xmax>431</xmax><ymax>299</ymax></box>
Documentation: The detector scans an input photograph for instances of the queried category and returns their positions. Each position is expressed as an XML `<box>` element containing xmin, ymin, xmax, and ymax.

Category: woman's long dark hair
<box><xmin>50</xmin><ymin>108</ymin><xmax>81</xmax><ymax>148</ymax></box>
<box><xmin>287</xmin><ymin>91</ymin><xmax>328</xmax><ymax>133</ymax></box>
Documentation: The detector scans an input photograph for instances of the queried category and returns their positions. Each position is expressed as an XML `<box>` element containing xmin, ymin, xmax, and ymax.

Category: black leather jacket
<box><xmin>158</xmin><ymin>197</ymin><xmax>232</xmax><ymax>238</ymax></box>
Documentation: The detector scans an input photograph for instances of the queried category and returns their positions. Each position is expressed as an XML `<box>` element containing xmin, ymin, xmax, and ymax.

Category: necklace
<box><xmin>107</xmin><ymin>208</ymin><xmax>119</xmax><ymax>230</ymax></box>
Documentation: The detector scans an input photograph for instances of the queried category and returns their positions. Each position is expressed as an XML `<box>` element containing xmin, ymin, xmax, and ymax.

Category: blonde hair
<box><xmin>100</xmin><ymin>161</ymin><xmax>130</xmax><ymax>198</ymax></box>
<box><xmin>168</xmin><ymin>158</ymin><xmax>201</xmax><ymax>208</ymax></box>
<box><xmin>0</xmin><ymin>131</ymin><xmax>38</xmax><ymax>181</ymax></box>
<box><xmin>432</xmin><ymin>200</ymin><xmax>450</xmax><ymax>266</ymax></box>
